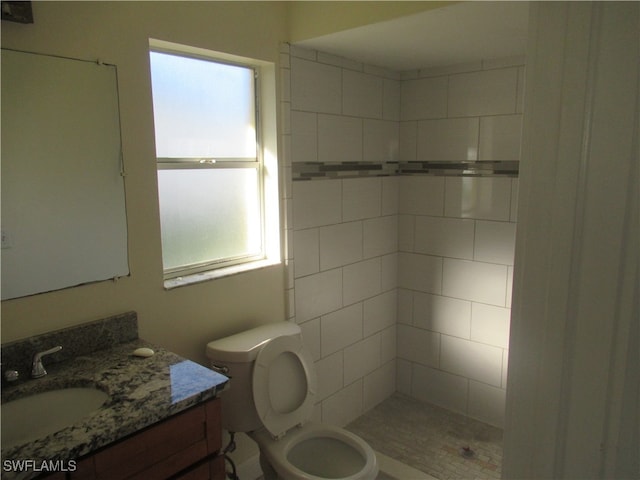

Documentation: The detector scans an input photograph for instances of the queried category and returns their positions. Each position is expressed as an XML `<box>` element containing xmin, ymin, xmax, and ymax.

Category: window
<box><xmin>149</xmin><ymin>40</ymin><xmax>279</xmax><ymax>286</ymax></box>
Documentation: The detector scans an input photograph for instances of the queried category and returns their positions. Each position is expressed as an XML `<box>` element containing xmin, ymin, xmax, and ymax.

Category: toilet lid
<box><xmin>252</xmin><ymin>334</ymin><xmax>317</xmax><ymax>438</ymax></box>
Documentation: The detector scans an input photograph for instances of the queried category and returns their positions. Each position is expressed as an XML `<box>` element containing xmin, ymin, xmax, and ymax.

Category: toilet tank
<box><xmin>206</xmin><ymin>322</ymin><xmax>301</xmax><ymax>432</ymax></box>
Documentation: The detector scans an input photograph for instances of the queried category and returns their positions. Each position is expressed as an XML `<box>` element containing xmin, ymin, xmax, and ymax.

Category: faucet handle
<box><xmin>32</xmin><ymin>345</ymin><xmax>62</xmax><ymax>378</ymax></box>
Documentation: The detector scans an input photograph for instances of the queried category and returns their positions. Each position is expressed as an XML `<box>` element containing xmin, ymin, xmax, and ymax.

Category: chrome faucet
<box><xmin>31</xmin><ymin>346</ymin><xmax>62</xmax><ymax>378</ymax></box>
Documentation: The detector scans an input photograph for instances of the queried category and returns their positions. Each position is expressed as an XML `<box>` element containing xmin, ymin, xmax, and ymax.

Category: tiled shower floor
<box><xmin>346</xmin><ymin>393</ymin><xmax>503</xmax><ymax>480</ymax></box>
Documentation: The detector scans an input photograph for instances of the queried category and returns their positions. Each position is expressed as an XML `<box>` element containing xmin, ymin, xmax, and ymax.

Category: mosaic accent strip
<box><xmin>293</xmin><ymin>161</ymin><xmax>519</xmax><ymax>180</ymax></box>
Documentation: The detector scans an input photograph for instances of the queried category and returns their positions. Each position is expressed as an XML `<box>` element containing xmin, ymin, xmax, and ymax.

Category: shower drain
<box><xmin>460</xmin><ymin>446</ymin><xmax>475</xmax><ymax>458</ymax></box>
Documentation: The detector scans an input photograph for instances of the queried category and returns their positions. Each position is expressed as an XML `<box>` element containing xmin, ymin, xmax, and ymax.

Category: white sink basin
<box><xmin>1</xmin><ymin>387</ymin><xmax>109</xmax><ymax>448</ymax></box>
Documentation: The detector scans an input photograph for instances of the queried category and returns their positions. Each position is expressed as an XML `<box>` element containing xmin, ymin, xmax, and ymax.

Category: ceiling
<box><xmin>294</xmin><ymin>1</ymin><xmax>530</xmax><ymax>71</ymax></box>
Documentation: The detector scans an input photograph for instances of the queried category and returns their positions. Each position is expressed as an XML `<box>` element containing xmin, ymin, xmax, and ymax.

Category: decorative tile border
<box><xmin>292</xmin><ymin>161</ymin><xmax>519</xmax><ymax>181</ymax></box>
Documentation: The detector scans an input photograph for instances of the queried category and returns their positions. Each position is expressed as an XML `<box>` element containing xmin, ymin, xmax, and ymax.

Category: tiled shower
<box><xmin>280</xmin><ymin>44</ymin><xmax>523</xmax><ymax>429</ymax></box>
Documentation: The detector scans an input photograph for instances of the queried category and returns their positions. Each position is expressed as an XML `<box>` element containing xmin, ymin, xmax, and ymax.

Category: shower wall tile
<box><xmin>293</xmin><ymin>180</ymin><xmax>342</xmax><ymax>229</ymax></box>
<box><xmin>364</xmin><ymin>290</ymin><xmax>397</xmax><ymax>336</ymax></box>
<box><xmin>447</xmin><ymin>67</ymin><xmax>519</xmax><ymax>117</ymax></box>
<box><xmin>364</xmin><ymin>119</ymin><xmax>399</xmax><ymax>162</ymax></box>
<box><xmin>468</xmin><ymin>381</ymin><xmax>506</xmax><ymax>428</ymax></box>
<box><xmin>471</xmin><ymin>303</ymin><xmax>510</xmax><ymax>348</ymax></box>
<box><xmin>380</xmin><ymin>326</ymin><xmax>397</xmax><ymax>364</ymax></box>
<box><xmin>400</xmin><ymin>76</ymin><xmax>448</xmax><ymax>120</ymax></box>
<box><xmin>344</xmin><ymin>334</ymin><xmax>381</xmax><ymax>384</ymax></box>
<box><xmin>295</xmin><ymin>268</ymin><xmax>343</xmax><ymax>322</ymax></box>
<box><xmin>398</xmin><ymin>252</ymin><xmax>443</xmax><ymax>294</ymax></box>
<box><xmin>290</xmin><ymin>111</ymin><xmax>317</xmax><ymax>163</ymax></box>
<box><xmin>318</xmin><ymin>114</ymin><xmax>362</xmax><ymax>162</ymax></box>
<box><xmin>417</xmin><ymin>118</ymin><xmax>480</xmax><ymax>161</ymax></box>
<box><xmin>343</xmin><ymin>177</ymin><xmax>382</xmax><ymax>221</ymax></box>
<box><xmin>411</xmin><ymin>364</ymin><xmax>469</xmax><ymax>415</ymax></box>
<box><xmin>316</xmin><ymin>350</ymin><xmax>344</xmax><ymax>401</ymax></box>
<box><xmin>398</xmin><ymin>176</ymin><xmax>445</xmax><ymax>216</ymax></box>
<box><xmin>383</xmin><ymin>78</ymin><xmax>401</xmax><ymax>121</ymax></box>
<box><xmin>343</xmin><ymin>258</ymin><xmax>382</xmax><ymax>305</ymax></box>
<box><xmin>442</xmin><ymin>258</ymin><xmax>509</xmax><ymax>306</ymax></box>
<box><xmin>364</xmin><ymin>361</ymin><xmax>396</xmax><ymax>412</ymax></box>
<box><xmin>381</xmin><ymin>176</ymin><xmax>399</xmax><ymax>215</ymax></box>
<box><xmin>444</xmin><ymin>177</ymin><xmax>512</xmax><ymax>221</ymax></box>
<box><xmin>291</xmin><ymin>57</ymin><xmax>341</xmax><ymax>113</ymax></box>
<box><xmin>319</xmin><ymin>221</ymin><xmax>362</xmax><ymax>270</ymax></box>
<box><xmin>440</xmin><ymin>335</ymin><xmax>503</xmax><ymax>387</ymax></box>
<box><xmin>343</xmin><ymin>69</ymin><xmax>383</xmax><ymax>118</ymax></box>
<box><xmin>322</xmin><ymin>379</ymin><xmax>363</xmax><ymax>427</ymax></box>
<box><xmin>399</xmin><ymin>121</ymin><xmax>418</xmax><ymax>161</ymax></box>
<box><xmin>321</xmin><ymin>303</ymin><xmax>363</xmax><ymax>357</ymax></box>
<box><xmin>414</xmin><ymin>216</ymin><xmax>475</xmax><ymax>259</ymax></box>
<box><xmin>479</xmin><ymin>114</ymin><xmax>523</xmax><ymax>161</ymax></box>
<box><xmin>293</xmin><ymin>228</ymin><xmax>319</xmax><ymax>277</ymax></box>
<box><xmin>363</xmin><ymin>215</ymin><xmax>398</xmax><ymax>258</ymax></box>
<box><xmin>474</xmin><ymin>220</ymin><xmax>517</xmax><ymax>265</ymax></box>
<box><xmin>397</xmin><ymin>324</ymin><xmax>440</xmax><ymax>368</ymax></box>
<box><xmin>413</xmin><ymin>292</ymin><xmax>472</xmax><ymax>339</ymax></box>
<box><xmin>300</xmin><ymin>318</ymin><xmax>321</xmax><ymax>361</ymax></box>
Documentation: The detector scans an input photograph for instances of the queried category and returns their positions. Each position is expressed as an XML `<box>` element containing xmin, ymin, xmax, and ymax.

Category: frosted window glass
<box><xmin>157</xmin><ymin>168</ymin><xmax>262</xmax><ymax>270</ymax></box>
<box><xmin>150</xmin><ymin>51</ymin><xmax>256</xmax><ymax>159</ymax></box>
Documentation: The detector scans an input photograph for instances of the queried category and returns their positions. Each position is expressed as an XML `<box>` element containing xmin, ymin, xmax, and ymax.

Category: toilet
<box><xmin>206</xmin><ymin>322</ymin><xmax>379</xmax><ymax>480</ymax></box>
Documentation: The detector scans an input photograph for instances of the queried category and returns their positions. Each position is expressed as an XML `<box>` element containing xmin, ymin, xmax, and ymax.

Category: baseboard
<box><xmin>236</xmin><ymin>453</ymin><xmax>263</xmax><ymax>480</ymax></box>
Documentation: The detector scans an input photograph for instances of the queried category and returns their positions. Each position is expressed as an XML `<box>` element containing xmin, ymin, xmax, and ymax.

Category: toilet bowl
<box><xmin>206</xmin><ymin>322</ymin><xmax>378</xmax><ymax>480</ymax></box>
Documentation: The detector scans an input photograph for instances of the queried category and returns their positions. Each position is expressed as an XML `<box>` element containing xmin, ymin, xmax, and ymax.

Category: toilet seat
<box><xmin>252</xmin><ymin>334</ymin><xmax>317</xmax><ymax>438</ymax></box>
<box><xmin>251</xmin><ymin>422</ymin><xmax>379</xmax><ymax>480</ymax></box>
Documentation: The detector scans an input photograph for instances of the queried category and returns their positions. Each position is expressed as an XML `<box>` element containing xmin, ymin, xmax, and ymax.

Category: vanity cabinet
<box><xmin>69</xmin><ymin>398</ymin><xmax>224</xmax><ymax>480</ymax></box>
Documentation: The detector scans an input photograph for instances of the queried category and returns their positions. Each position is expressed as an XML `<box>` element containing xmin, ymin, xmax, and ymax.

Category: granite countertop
<box><xmin>1</xmin><ymin>338</ymin><xmax>228</xmax><ymax>479</ymax></box>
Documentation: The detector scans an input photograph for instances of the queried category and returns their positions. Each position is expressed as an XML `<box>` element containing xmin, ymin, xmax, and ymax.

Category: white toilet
<box><xmin>206</xmin><ymin>322</ymin><xmax>379</xmax><ymax>480</ymax></box>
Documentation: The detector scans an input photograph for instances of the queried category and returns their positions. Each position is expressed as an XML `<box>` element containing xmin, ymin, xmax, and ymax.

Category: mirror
<box><xmin>1</xmin><ymin>49</ymin><xmax>129</xmax><ymax>300</ymax></box>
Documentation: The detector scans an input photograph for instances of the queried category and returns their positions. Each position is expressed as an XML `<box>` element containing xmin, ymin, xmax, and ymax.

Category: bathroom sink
<box><xmin>1</xmin><ymin>387</ymin><xmax>109</xmax><ymax>448</ymax></box>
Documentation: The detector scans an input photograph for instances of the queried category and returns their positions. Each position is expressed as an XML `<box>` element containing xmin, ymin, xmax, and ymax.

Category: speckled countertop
<box><xmin>1</xmin><ymin>314</ymin><xmax>228</xmax><ymax>479</ymax></box>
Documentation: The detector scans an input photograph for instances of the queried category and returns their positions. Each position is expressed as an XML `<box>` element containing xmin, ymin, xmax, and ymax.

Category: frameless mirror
<box><xmin>1</xmin><ymin>49</ymin><xmax>129</xmax><ymax>300</ymax></box>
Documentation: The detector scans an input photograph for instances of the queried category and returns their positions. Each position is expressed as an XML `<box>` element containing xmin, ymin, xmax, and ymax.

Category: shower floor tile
<box><xmin>346</xmin><ymin>393</ymin><xmax>503</xmax><ymax>480</ymax></box>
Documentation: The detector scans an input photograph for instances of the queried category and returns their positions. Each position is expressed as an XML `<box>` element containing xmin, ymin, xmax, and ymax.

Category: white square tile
<box><xmin>363</xmin><ymin>215</ymin><xmax>398</xmax><ymax>258</ymax></box>
<box><xmin>321</xmin><ymin>303</ymin><xmax>363</xmax><ymax>357</ymax></box>
<box><xmin>396</xmin><ymin>358</ymin><xmax>413</xmax><ymax>395</ymax></box>
<box><xmin>293</xmin><ymin>228</ymin><xmax>319</xmax><ymax>277</ymax></box>
<box><xmin>414</xmin><ymin>216</ymin><xmax>475</xmax><ymax>259</ymax></box>
<box><xmin>474</xmin><ymin>220</ymin><xmax>516</xmax><ymax>265</ymax></box>
<box><xmin>442</xmin><ymin>258</ymin><xmax>508</xmax><ymax>306</ymax></box>
<box><xmin>397</xmin><ymin>324</ymin><xmax>440</xmax><ymax>367</ymax></box>
<box><xmin>444</xmin><ymin>177</ymin><xmax>512</xmax><ymax>221</ymax></box>
<box><xmin>380</xmin><ymin>253</ymin><xmax>398</xmax><ymax>291</ymax></box>
<box><xmin>343</xmin><ymin>177</ymin><xmax>382</xmax><ymax>221</ymax></box>
<box><xmin>440</xmin><ymin>335</ymin><xmax>503</xmax><ymax>386</ymax></box>
<box><xmin>411</xmin><ymin>364</ymin><xmax>468</xmax><ymax>415</ymax></box>
<box><xmin>295</xmin><ymin>269</ymin><xmax>343</xmax><ymax>322</ymax></box>
<box><xmin>319</xmin><ymin>222</ymin><xmax>363</xmax><ymax>270</ymax></box>
<box><xmin>318</xmin><ymin>114</ymin><xmax>362</xmax><ymax>163</ymax></box>
<box><xmin>502</xmin><ymin>349</ymin><xmax>509</xmax><ymax>387</ymax></box>
<box><xmin>300</xmin><ymin>318</ymin><xmax>321</xmax><ymax>361</ymax></box>
<box><xmin>343</xmin><ymin>69</ymin><xmax>383</xmax><ymax>118</ymax></box>
<box><xmin>400</xmin><ymin>76</ymin><xmax>448</xmax><ymax>120</ymax></box>
<box><xmin>413</xmin><ymin>292</ymin><xmax>471</xmax><ymax>339</ymax></box>
<box><xmin>479</xmin><ymin>114</ymin><xmax>522</xmax><ymax>161</ymax></box>
<box><xmin>364</xmin><ymin>119</ymin><xmax>399</xmax><ymax>162</ymax></box>
<box><xmin>417</xmin><ymin>118</ymin><xmax>480</xmax><ymax>161</ymax></box>
<box><xmin>448</xmin><ymin>67</ymin><xmax>518</xmax><ymax>117</ymax></box>
<box><xmin>344</xmin><ymin>334</ymin><xmax>381</xmax><ymax>384</ymax></box>
<box><xmin>397</xmin><ymin>289</ymin><xmax>414</xmax><ymax>325</ymax></box>
<box><xmin>315</xmin><ymin>351</ymin><xmax>343</xmax><ymax>401</ymax></box>
<box><xmin>398</xmin><ymin>176</ymin><xmax>445</xmax><ymax>216</ymax></box>
<box><xmin>321</xmin><ymin>380</ymin><xmax>363</xmax><ymax>427</ymax></box>
<box><xmin>343</xmin><ymin>258</ymin><xmax>382</xmax><ymax>305</ymax></box>
<box><xmin>399</xmin><ymin>121</ymin><xmax>417</xmax><ymax>161</ymax></box>
<box><xmin>381</xmin><ymin>176</ymin><xmax>399</xmax><ymax>216</ymax></box>
<box><xmin>292</xmin><ymin>180</ymin><xmax>342</xmax><ymax>229</ymax></box>
<box><xmin>398</xmin><ymin>214</ymin><xmax>415</xmax><ymax>252</ymax></box>
<box><xmin>291</xmin><ymin>57</ymin><xmax>341</xmax><ymax>114</ymax></box>
<box><xmin>471</xmin><ymin>303</ymin><xmax>511</xmax><ymax>348</ymax></box>
<box><xmin>506</xmin><ymin>266</ymin><xmax>514</xmax><ymax>307</ymax></box>
<box><xmin>363</xmin><ymin>361</ymin><xmax>396</xmax><ymax>411</ymax></box>
<box><xmin>398</xmin><ymin>253</ymin><xmax>443</xmax><ymax>294</ymax></box>
<box><xmin>468</xmin><ymin>381</ymin><xmax>506</xmax><ymax>427</ymax></box>
<box><xmin>290</xmin><ymin>111</ymin><xmax>317</xmax><ymax>163</ymax></box>
<box><xmin>364</xmin><ymin>290</ymin><xmax>397</xmax><ymax>335</ymax></box>
<box><xmin>380</xmin><ymin>326</ymin><xmax>397</xmax><ymax>364</ymax></box>
<box><xmin>383</xmin><ymin>78</ymin><xmax>401</xmax><ymax>121</ymax></box>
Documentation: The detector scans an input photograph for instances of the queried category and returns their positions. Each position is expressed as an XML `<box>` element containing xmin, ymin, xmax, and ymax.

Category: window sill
<box><xmin>163</xmin><ymin>258</ymin><xmax>281</xmax><ymax>290</ymax></box>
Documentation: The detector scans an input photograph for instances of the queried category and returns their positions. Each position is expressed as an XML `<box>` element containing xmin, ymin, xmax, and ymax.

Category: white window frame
<box><xmin>149</xmin><ymin>39</ymin><xmax>280</xmax><ymax>288</ymax></box>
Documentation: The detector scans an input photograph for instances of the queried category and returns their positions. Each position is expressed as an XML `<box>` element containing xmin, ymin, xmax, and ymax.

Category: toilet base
<box><xmin>259</xmin><ymin>453</ymin><xmax>279</xmax><ymax>480</ymax></box>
